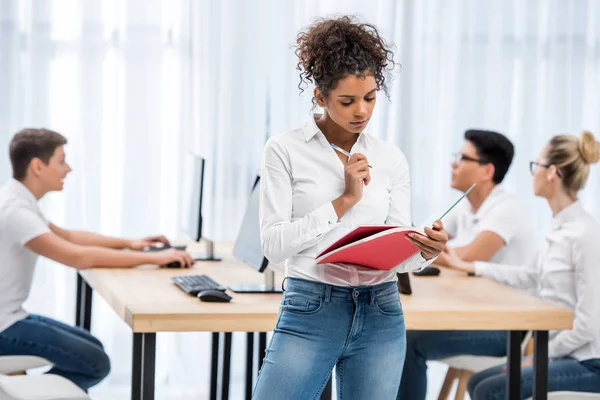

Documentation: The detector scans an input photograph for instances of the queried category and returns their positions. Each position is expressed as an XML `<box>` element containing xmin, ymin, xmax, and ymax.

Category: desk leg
<box><xmin>258</xmin><ymin>333</ymin><xmax>267</xmax><ymax>371</ymax></box>
<box><xmin>320</xmin><ymin>376</ymin><xmax>332</xmax><ymax>400</ymax></box>
<box><xmin>506</xmin><ymin>331</ymin><xmax>522</xmax><ymax>400</ymax></box>
<box><xmin>75</xmin><ymin>274</ymin><xmax>82</xmax><ymax>326</ymax></box>
<box><xmin>75</xmin><ymin>273</ymin><xmax>92</xmax><ymax>331</ymax></box>
<box><xmin>210</xmin><ymin>333</ymin><xmax>220</xmax><ymax>400</ymax></box>
<box><xmin>246</xmin><ymin>333</ymin><xmax>254</xmax><ymax>400</ymax></box>
<box><xmin>131</xmin><ymin>333</ymin><xmax>156</xmax><ymax>400</ymax></box>
<box><xmin>532</xmin><ymin>331</ymin><xmax>548</xmax><ymax>400</ymax></box>
<box><xmin>221</xmin><ymin>332</ymin><xmax>232</xmax><ymax>400</ymax></box>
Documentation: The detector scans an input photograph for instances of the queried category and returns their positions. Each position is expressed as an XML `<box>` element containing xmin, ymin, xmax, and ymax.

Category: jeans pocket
<box><xmin>374</xmin><ymin>292</ymin><xmax>403</xmax><ymax>316</ymax></box>
<box><xmin>281</xmin><ymin>291</ymin><xmax>323</xmax><ymax>314</ymax></box>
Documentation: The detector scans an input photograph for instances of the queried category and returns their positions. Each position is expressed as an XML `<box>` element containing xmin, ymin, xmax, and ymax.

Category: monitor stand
<box><xmin>192</xmin><ymin>240</ymin><xmax>221</xmax><ymax>262</ymax></box>
<box><xmin>228</xmin><ymin>270</ymin><xmax>283</xmax><ymax>293</ymax></box>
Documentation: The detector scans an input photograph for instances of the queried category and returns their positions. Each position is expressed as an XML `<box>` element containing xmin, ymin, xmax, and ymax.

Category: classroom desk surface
<box><xmin>79</xmin><ymin>247</ymin><xmax>573</xmax><ymax>333</ymax></box>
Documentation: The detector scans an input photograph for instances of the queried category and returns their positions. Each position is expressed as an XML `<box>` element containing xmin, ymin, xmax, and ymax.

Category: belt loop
<box><xmin>324</xmin><ymin>284</ymin><xmax>332</xmax><ymax>303</ymax></box>
<box><xmin>281</xmin><ymin>277</ymin><xmax>288</xmax><ymax>292</ymax></box>
<box><xmin>369</xmin><ymin>286</ymin><xmax>376</xmax><ymax>305</ymax></box>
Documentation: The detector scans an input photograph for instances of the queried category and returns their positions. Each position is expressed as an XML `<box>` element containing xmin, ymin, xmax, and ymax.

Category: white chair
<box><xmin>0</xmin><ymin>356</ymin><xmax>89</xmax><ymax>400</ymax></box>
<box><xmin>526</xmin><ymin>392</ymin><xmax>600</xmax><ymax>400</ymax></box>
<box><xmin>437</xmin><ymin>331</ymin><xmax>533</xmax><ymax>400</ymax></box>
<box><xmin>0</xmin><ymin>356</ymin><xmax>53</xmax><ymax>376</ymax></box>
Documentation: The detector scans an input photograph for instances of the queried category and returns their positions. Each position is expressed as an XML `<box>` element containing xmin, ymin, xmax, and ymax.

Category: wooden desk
<box><xmin>76</xmin><ymin>244</ymin><xmax>572</xmax><ymax>400</ymax></box>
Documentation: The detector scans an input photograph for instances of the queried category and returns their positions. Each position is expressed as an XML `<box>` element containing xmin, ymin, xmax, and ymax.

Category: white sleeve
<box><xmin>3</xmin><ymin>207</ymin><xmax>50</xmax><ymax>246</ymax></box>
<box><xmin>385</xmin><ymin>151</ymin><xmax>435</xmax><ymax>272</ymax></box>
<box><xmin>260</xmin><ymin>138</ymin><xmax>338</xmax><ymax>264</ymax></box>
<box><xmin>477</xmin><ymin>200</ymin><xmax>524</xmax><ymax>245</ymax></box>
<box><xmin>548</xmin><ymin>235</ymin><xmax>600</xmax><ymax>359</ymax></box>
<box><xmin>443</xmin><ymin>208</ymin><xmax>459</xmax><ymax>239</ymax></box>
<box><xmin>474</xmin><ymin>255</ymin><xmax>538</xmax><ymax>291</ymax></box>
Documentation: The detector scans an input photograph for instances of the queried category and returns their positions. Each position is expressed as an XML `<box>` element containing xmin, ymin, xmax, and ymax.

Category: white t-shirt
<box><xmin>0</xmin><ymin>179</ymin><xmax>50</xmax><ymax>332</ymax></box>
<box><xmin>443</xmin><ymin>185</ymin><xmax>536</xmax><ymax>265</ymax></box>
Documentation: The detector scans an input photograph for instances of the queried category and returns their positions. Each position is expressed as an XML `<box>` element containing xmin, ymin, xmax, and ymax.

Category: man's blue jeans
<box><xmin>399</xmin><ymin>329</ymin><xmax>509</xmax><ymax>400</ymax></box>
<box><xmin>0</xmin><ymin>314</ymin><xmax>110</xmax><ymax>391</ymax></box>
<box><xmin>252</xmin><ymin>277</ymin><xmax>407</xmax><ymax>400</ymax></box>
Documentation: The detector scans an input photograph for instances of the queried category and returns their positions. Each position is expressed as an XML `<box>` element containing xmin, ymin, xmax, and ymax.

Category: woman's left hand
<box><xmin>407</xmin><ymin>220</ymin><xmax>448</xmax><ymax>260</ymax></box>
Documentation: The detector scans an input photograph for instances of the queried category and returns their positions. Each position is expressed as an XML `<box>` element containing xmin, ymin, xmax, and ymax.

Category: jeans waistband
<box><xmin>284</xmin><ymin>277</ymin><xmax>398</xmax><ymax>304</ymax></box>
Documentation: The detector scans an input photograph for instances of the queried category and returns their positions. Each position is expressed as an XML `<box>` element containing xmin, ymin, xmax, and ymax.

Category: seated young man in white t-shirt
<box><xmin>436</xmin><ymin>130</ymin><xmax>536</xmax><ymax>267</ymax></box>
<box><xmin>0</xmin><ymin>128</ymin><xmax>194</xmax><ymax>392</ymax></box>
<box><xmin>398</xmin><ymin>129</ymin><xmax>536</xmax><ymax>400</ymax></box>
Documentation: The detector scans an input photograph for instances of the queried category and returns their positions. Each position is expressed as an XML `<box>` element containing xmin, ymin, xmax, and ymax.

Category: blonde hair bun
<box><xmin>579</xmin><ymin>130</ymin><xmax>600</xmax><ymax>164</ymax></box>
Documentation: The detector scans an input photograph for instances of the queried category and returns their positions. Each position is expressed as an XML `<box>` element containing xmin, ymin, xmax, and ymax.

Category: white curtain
<box><xmin>1</xmin><ymin>0</ymin><xmax>211</xmax><ymax>398</ymax></box>
<box><xmin>1</xmin><ymin>0</ymin><xmax>599</xmax><ymax>399</ymax></box>
<box><xmin>194</xmin><ymin>0</ymin><xmax>600</xmax><ymax>244</ymax></box>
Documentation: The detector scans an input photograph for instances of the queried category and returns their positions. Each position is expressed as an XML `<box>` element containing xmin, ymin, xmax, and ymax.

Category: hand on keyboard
<box><xmin>151</xmin><ymin>249</ymin><xmax>195</xmax><ymax>269</ymax></box>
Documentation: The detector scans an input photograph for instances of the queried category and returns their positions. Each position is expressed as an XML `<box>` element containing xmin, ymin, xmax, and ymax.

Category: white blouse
<box><xmin>260</xmin><ymin>115</ymin><xmax>432</xmax><ymax>287</ymax></box>
<box><xmin>475</xmin><ymin>201</ymin><xmax>600</xmax><ymax>361</ymax></box>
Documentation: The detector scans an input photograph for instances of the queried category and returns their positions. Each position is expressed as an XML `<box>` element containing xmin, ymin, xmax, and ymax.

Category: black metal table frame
<box><xmin>76</xmin><ymin>273</ymin><xmax>549</xmax><ymax>400</ymax></box>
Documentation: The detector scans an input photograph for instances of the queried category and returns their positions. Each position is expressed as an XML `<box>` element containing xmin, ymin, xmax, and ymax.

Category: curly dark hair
<box><xmin>295</xmin><ymin>16</ymin><xmax>397</xmax><ymax>106</ymax></box>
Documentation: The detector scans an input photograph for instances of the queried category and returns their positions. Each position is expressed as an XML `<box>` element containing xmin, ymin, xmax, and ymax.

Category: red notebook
<box><xmin>315</xmin><ymin>225</ymin><xmax>426</xmax><ymax>270</ymax></box>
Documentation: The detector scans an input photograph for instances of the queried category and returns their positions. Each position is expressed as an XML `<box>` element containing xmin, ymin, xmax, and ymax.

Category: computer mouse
<box><xmin>413</xmin><ymin>266</ymin><xmax>441</xmax><ymax>277</ymax></box>
<box><xmin>161</xmin><ymin>261</ymin><xmax>186</xmax><ymax>269</ymax></box>
<box><xmin>198</xmin><ymin>290</ymin><xmax>232</xmax><ymax>303</ymax></box>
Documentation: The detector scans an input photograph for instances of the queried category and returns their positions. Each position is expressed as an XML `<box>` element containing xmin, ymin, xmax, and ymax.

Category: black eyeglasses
<box><xmin>529</xmin><ymin>161</ymin><xmax>562</xmax><ymax>177</ymax></box>
<box><xmin>452</xmin><ymin>152</ymin><xmax>487</xmax><ymax>165</ymax></box>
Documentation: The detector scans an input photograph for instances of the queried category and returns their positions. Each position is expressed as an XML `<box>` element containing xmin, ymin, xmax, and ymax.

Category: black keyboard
<box><xmin>144</xmin><ymin>244</ymin><xmax>187</xmax><ymax>252</ymax></box>
<box><xmin>171</xmin><ymin>274</ymin><xmax>226</xmax><ymax>296</ymax></box>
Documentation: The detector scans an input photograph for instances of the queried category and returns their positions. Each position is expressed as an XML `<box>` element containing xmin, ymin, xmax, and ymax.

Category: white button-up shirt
<box><xmin>475</xmin><ymin>201</ymin><xmax>600</xmax><ymax>361</ymax></box>
<box><xmin>260</xmin><ymin>115</ymin><xmax>433</xmax><ymax>287</ymax></box>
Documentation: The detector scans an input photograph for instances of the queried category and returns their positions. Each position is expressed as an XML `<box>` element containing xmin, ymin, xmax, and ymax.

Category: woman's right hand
<box><xmin>343</xmin><ymin>153</ymin><xmax>371</xmax><ymax>204</ymax></box>
<box><xmin>152</xmin><ymin>249</ymin><xmax>195</xmax><ymax>268</ymax></box>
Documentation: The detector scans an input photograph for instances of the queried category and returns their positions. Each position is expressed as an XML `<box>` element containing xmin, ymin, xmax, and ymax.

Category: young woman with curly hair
<box><xmin>253</xmin><ymin>16</ymin><xmax>449</xmax><ymax>399</ymax></box>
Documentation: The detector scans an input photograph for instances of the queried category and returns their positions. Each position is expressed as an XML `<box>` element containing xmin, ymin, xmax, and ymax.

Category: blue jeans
<box><xmin>469</xmin><ymin>357</ymin><xmax>600</xmax><ymax>399</ymax></box>
<box><xmin>253</xmin><ymin>277</ymin><xmax>407</xmax><ymax>400</ymax></box>
<box><xmin>0</xmin><ymin>314</ymin><xmax>110</xmax><ymax>391</ymax></box>
<box><xmin>399</xmin><ymin>330</ymin><xmax>509</xmax><ymax>400</ymax></box>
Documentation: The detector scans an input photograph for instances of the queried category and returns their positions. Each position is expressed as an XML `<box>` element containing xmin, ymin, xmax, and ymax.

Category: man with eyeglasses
<box><xmin>432</xmin><ymin>129</ymin><xmax>536</xmax><ymax>269</ymax></box>
<box><xmin>398</xmin><ymin>129</ymin><xmax>537</xmax><ymax>400</ymax></box>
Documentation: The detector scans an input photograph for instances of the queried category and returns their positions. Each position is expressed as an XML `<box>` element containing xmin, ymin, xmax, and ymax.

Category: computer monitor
<box><xmin>229</xmin><ymin>175</ymin><xmax>282</xmax><ymax>293</ymax></box>
<box><xmin>180</xmin><ymin>153</ymin><xmax>220</xmax><ymax>261</ymax></box>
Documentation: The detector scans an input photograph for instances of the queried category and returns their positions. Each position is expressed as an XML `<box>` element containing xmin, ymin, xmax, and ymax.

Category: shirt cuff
<box><xmin>289</xmin><ymin>202</ymin><xmax>339</xmax><ymax>248</ymax></box>
<box><xmin>418</xmin><ymin>253</ymin><xmax>438</xmax><ymax>270</ymax></box>
<box><xmin>314</xmin><ymin>201</ymin><xmax>339</xmax><ymax>227</ymax></box>
<box><xmin>395</xmin><ymin>252</ymin><xmax>437</xmax><ymax>273</ymax></box>
<box><xmin>474</xmin><ymin>261</ymin><xmax>492</xmax><ymax>277</ymax></box>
